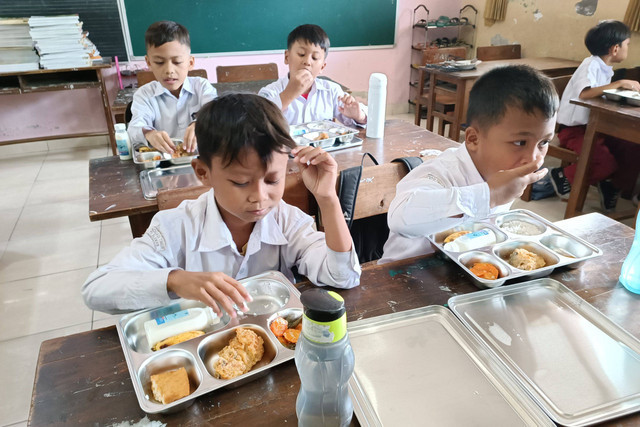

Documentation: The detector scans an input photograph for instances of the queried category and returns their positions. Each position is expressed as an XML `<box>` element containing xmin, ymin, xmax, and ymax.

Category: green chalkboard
<box><xmin>121</xmin><ymin>0</ymin><xmax>397</xmax><ymax>58</ymax></box>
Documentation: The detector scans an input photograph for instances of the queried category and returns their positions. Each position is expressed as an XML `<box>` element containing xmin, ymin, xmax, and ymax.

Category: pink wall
<box><xmin>0</xmin><ymin>0</ymin><xmax>460</xmax><ymax>142</ymax></box>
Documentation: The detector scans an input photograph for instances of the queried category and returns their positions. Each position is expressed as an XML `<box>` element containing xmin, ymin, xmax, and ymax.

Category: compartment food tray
<box><xmin>603</xmin><ymin>89</ymin><xmax>640</xmax><ymax>106</ymax></box>
<box><xmin>290</xmin><ymin>120</ymin><xmax>362</xmax><ymax>152</ymax></box>
<box><xmin>116</xmin><ymin>271</ymin><xmax>303</xmax><ymax>414</ymax></box>
<box><xmin>428</xmin><ymin>209</ymin><xmax>602</xmax><ymax>288</ymax></box>
<box><xmin>448</xmin><ymin>278</ymin><xmax>640</xmax><ymax>426</ymax></box>
<box><xmin>139</xmin><ymin>164</ymin><xmax>201</xmax><ymax>200</ymax></box>
<box><xmin>347</xmin><ymin>306</ymin><xmax>553</xmax><ymax>426</ymax></box>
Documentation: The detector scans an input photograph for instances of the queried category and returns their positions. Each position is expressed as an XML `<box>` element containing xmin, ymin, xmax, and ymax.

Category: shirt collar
<box><xmin>151</xmin><ymin>76</ymin><xmax>194</xmax><ymax>98</ymax></box>
<box><xmin>592</xmin><ymin>55</ymin><xmax>614</xmax><ymax>78</ymax></box>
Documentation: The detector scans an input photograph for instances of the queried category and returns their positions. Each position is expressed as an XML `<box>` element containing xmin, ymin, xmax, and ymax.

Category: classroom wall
<box><xmin>466</xmin><ymin>0</ymin><xmax>640</xmax><ymax>64</ymax></box>
<box><xmin>0</xmin><ymin>0</ymin><xmax>461</xmax><ymax>143</ymax></box>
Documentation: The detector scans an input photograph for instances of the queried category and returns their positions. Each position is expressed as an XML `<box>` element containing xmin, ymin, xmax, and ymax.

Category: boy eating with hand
<box><xmin>84</xmin><ymin>94</ymin><xmax>360</xmax><ymax>315</ymax></box>
<box><xmin>380</xmin><ymin>65</ymin><xmax>558</xmax><ymax>263</ymax></box>
<box><xmin>259</xmin><ymin>24</ymin><xmax>367</xmax><ymax>126</ymax></box>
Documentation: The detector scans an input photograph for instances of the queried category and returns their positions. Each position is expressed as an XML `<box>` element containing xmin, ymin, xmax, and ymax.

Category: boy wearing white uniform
<box><xmin>84</xmin><ymin>94</ymin><xmax>360</xmax><ymax>315</ymax></box>
<box><xmin>128</xmin><ymin>21</ymin><xmax>217</xmax><ymax>154</ymax></box>
<box><xmin>259</xmin><ymin>24</ymin><xmax>367</xmax><ymax>126</ymax></box>
<box><xmin>380</xmin><ymin>66</ymin><xmax>558</xmax><ymax>264</ymax></box>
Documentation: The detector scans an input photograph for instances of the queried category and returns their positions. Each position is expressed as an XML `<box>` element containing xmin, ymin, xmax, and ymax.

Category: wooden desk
<box><xmin>0</xmin><ymin>63</ymin><xmax>118</xmax><ymax>154</ymax></box>
<box><xmin>89</xmin><ymin>119</ymin><xmax>458</xmax><ymax>237</ymax></box>
<box><xmin>425</xmin><ymin>57</ymin><xmax>581</xmax><ymax>139</ymax></box>
<box><xmin>565</xmin><ymin>97</ymin><xmax>640</xmax><ymax>219</ymax></box>
<box><xmin>29</xmin><ymin>213</ymin><xmax>640</xmax><ymax>426</ymax></box>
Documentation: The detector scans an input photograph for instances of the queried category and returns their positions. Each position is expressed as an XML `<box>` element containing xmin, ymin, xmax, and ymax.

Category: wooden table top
<box><xmin>571</xmin><ymin>96</ymin><xmax>640</xmax><ymax>120</ymax></box>
<box><xmin>430</xmin><ymin>57</ymin><xmax>581</xmax><ymax>79</ymax></box>
<box><xmin>29</xmin><ymin>213</ymin><xmax>640</xmax><ymax>426</ymax></box>
<box><xmin>89</xmin><ymin>119</ymin><xmax>458</xmax><ymax>222</ymax></box>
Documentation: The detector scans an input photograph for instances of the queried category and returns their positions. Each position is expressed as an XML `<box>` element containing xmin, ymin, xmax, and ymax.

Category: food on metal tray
<box><xmin>444</xmin><ymin>230</ymin><xmax>471</xmax><ymax>244</ymax></box>
<box><xmin>152</xmin><ymin>330</ymin><xmax>205</xmax><ymax>351</ymax></box>
<box><xmin>270</xmin><ymin>315</ymin><xmax>302</xmax><ymax>349</ymax></box>
<box><xmin>313</xmin><ymin>132</ymin><xmax>330</xmax><ymax>141</ymax></box>
<box><xmin>500</xmin><ymin>220</ymin><xmax>543</xmax><ymax>236</ymax></box>
<box><xmin>150</xmin><ymin>367</ymin><xmax>191</xmax><ymax>404</ymax></box>
<box><xmin>270</xmin><ymin>316</ymin><xmax>288</xmax><ymax>337</ymax></box>
<box><xmin>508</xmin><ymin>248</ymin><xmax>546</xmax><ymax>271</ymax></box>
<box><xmin>138</xmin><ymin>146</ymin><xmax>154</xmax><ymax>153</ymax></box>
<box><xmin>470</xmin><ymin>262</ymin><xmax>500</xmax><ymax>280</ymax></box>
<box><xmin>283</xmin><ymin>328</ymin><xmax>301</xmax><ymax>344</ymax></box>
<box><xmin>172</xmin><ymin>144</ymin><xmax>194</xmax><ymax>158</ymax></box>
<box><xmin>213</xmin><ymin>328</ymin><xmax>265</xmax><ymax>380</ymax></box>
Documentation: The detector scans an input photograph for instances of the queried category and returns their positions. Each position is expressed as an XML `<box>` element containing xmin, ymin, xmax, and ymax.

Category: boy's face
<box><xmin>285</xmin><ymin>40</ymin><xmax>327</xmax><ymax>80</ymax></box>
<box><xmin>145</xmin><ymin>40</ymin><xmax>194</xmax><ymax>97</ymax></box>
<box><xmin>192</xmin><ymin>149</ymin><xmax>288</xmax><ymax>228</ymax></box>
<box><xmin>465</xmin><ymin>106</ymin><xmax>556</xmax><ymax>180</ymax></box>
<box><xmin>611</xmin><ymin>38</ymin><xmax>630</xmax><ymax>63</ymax></box>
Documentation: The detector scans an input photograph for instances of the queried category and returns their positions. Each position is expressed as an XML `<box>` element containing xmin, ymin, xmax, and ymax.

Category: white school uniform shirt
<box><xmin>557</xmin><ymin>56</ymin><xmax>613</xmax><ymax>127</ymax></box>
<box><xmin>379</xmin><ymin>144</ymin><xmax>511</xmax><ymax>264</ymax></box>
<box><xmin>82</xmin><ymin>189</ymin><xmax>360</xmax><ymax>314</ymax></box>
<box><xmin>258</xmin><ymin>76</ymin><xmax>365</xmax><ymax>127</ymax></box>
<box><xmin>127</xmin><ymin>76</ymin><xmax>217</xmax><ymax>146</ymax></box>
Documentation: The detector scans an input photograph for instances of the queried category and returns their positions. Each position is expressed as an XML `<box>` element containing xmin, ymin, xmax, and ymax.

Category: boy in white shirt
<box><xmin>84</xmin><ymin>94</ymin><xmax>360</xmax><ymax>315</ymax></box>
<box><xmin>550</xmin><ymin>20</ymin><xmax>640</xmax><ymax>211</ymax></box>
<box><xmin>128</xmin><ymin>21</ymin><xmax>217</xmax><ymax>154</ymax></box>
<box><xmin>258</xmin><ymin>24</ymin><xmax>367</xmax><ymax>126</ymax></box>
<box><xmin>380</xmin><ymin>66</ymin><xmax>558</xmax><ymax>263</ymax></box>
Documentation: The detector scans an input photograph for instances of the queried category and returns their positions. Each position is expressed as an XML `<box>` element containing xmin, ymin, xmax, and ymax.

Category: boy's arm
<box><xmin>127</xmin><ymin>91</ymin><xmax>156</xmax><ymax>146</ymax></box>
<box><xmin>182</xmin><ymin>80</ymin><xmax>218</xmax><ymax>152</ymax></box>
<box><xmin>580</xmin><ymin>79</ymin><xmax>640</xmax><ymax>99</ymax></box>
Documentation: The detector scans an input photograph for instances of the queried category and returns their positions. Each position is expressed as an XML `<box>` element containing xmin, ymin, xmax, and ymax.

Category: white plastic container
<box><xmin>366</xmin><ymin>73</ymin><xmax>387</xmax><ymax>139</ymax></box>
<box><xmin>443</xmin><ymin>228</ymin><xmax>497</xmax><ymax>252</ymax></box>
<box><xmin>144</xmin><ymin>306</ymin><xmax>219</xmax><ymax>350</ymax></box>
<box><xmin>115</xmin><ymin>123</ymin><xmax>132</xmax><ymax>160</ymax></box>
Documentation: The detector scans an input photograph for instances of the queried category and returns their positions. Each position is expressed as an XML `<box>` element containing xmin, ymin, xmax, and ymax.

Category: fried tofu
<box><xmin>213</xmin><ymin>328</ymin><xmax>264</xmax><ymax>380</ymax></box>
<box><xmin>150</xmin><ymin>367</ymin><xmax>190</xmax><ymax>404</ymax></box>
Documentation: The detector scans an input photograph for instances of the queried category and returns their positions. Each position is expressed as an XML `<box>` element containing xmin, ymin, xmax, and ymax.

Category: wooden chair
<box><xmin>351</xmin><ymin>162</ymin><xmax>411</xmax><ymax>221</ymax></box>
<box><xmin>216</xmin><ymin>63</ymin><xmax>278</xmax><ymax>83</ymax></box>
<box><xmin>476</xmin><ymin>44</ymin><xmax>521</xmax><ymax>61</ymax></box>
<box><xmin>136</xmin><ymin>69</ymin><xmax>209</xmax><ymax>87</ymax></box>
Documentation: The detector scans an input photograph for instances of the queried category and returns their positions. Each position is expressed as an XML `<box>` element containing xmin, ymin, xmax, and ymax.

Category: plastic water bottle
<box><xmin>295</xmin><ymin>289</ymin><xmax>354</xmax><ymax>427</ymax></box>
<box><xmin>366</xmin><ymin>73</ymin><xmax>387</xmax><ymax>139</ymax></box>
<box><xmin>620</xmin><ymin>214</ymin><xmax>640</xmax><ymax>293</ymax></box>
<box><xmin>115</xmin><ymin>123</ymin><xmax>132</xmax><ymax>160</ymax></box>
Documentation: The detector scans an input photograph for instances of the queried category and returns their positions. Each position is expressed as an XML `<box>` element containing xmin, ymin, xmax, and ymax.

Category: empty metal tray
<box><xmin>347</xmin><ymin>306</ymin><xmax>553</xmax><ymax>426</ymax></box>
<box><xmin>139</xmin><ymin>164</ymin><xmax>201</xmax><ymax>200</ymax></box>
<box><xmin>448</xmin><ymin>278</ymin><xmax>640</xmax><ymax>426</ymax></box>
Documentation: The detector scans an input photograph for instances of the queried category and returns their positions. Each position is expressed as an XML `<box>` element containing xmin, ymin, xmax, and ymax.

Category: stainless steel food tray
<box><xmin>139</xmin><ymin>164</ymin><xmax>201</xmax><ymax>200</ymax></box>
<box><xmin>116</xmin><ymin>271</ymin><xmax>303</xmax><ymax>414</ymax></box>
<box><xmin>448</xmin><ymin>278</ymin><xmax>640</xmax><ymax>426</ymax></box>
<box><xmin>603</xmin><ymin>89</ymin><xmax>640</xmax><ymax>106</ymax></box>
<box><xmin>290</xmin><ymin>120</ymin><xmax>361</xmax><ymax>151</ymax></box>
<box><xmin>347</xmin><ymin>306</ymin><xmax>553</xmax><ymax>426</ymax></box>
<box><xmin>428</xmin><ymin>209</ymin><xmax>602</xmax><ymax>288</ymax></box>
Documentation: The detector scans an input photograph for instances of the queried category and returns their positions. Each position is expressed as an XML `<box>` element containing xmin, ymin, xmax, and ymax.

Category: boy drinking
<box><xmin>380</xmin><ymin>66</ymin><xmax>558</xmax><ymax>263</ymax></box>
<box><xmin>128</xmin><ymin>21</ymin><xmax>217</xmax><ymax>154</ymax></box>
<box><xmin>259</xmin><ymin>24</ymin><xmax>367</xmax><ymax>126</ymax></box>
<box><xmin>84</xmin><ymin>94</ymin><xmax>360</xmax><ymax>315</ymax></box>
<box><xmin>550</xmin><ymin>20</ymin><xmax>640</xmax><ymax>211</ymax></box>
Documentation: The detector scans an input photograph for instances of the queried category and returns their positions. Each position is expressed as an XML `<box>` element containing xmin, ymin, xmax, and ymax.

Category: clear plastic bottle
<box><xmin>114</xmin><ymin>123</ymin><xmax>132</xmax><ymax>160</ymax></box>
<box><xmin>365</xmin><ymin>73</ymin><xmax>387</xmax><ymax>139</ymax></box>
<box><xmin>619</xmin><ymin>213</ymin><xmax>640</xmax><ymax>293</ymax></box>
<box><xmin>144</xmin><ymin>306</ymin><xmax>219</xmax><ymax>350</ymax></box>
<box><xmin>295</xmin><ymin>289</ymin><xmax>354</xmax><ymax>427</ymax></box>
<box><xmin>443</xmin><ymin>228</ymin><xmax>497</xmax><ymax>252</ymax></box>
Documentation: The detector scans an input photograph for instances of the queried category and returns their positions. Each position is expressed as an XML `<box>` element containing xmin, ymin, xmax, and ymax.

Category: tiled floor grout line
<box><xmin>0</xmin><ymin>319</ymin><xmax>93</xmax><ymax>346</ymax></box>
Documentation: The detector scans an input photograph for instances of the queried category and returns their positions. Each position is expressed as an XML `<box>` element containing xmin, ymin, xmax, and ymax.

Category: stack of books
<box><xmin>29</xmin><ymin>15</ymin><xmax>101</xmax><ymax>70</ymax></box>
<box><xmin>0</xmin><ymin>18</ymin><xmax>39</xmax><ymax>73</ymax></box>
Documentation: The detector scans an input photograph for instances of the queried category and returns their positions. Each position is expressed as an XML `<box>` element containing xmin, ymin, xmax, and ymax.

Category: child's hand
<box><xmin>487</xmin><ymin>157</ymin><xmax>548</xmax><ymax>208</ymax></box>
<box><xmin>145</xmin><ymin>130</ymin><xmax>176</xmax><ymax>154</ymax></box>
<box><xmin>615</xmin><ymin>79</ymin><xmax>640</xmax><ymax>92</ymax></box>
<box><xmin>287</xmin><ymin>69</ymin><xmax>314</xmax><ymax>97</ymax></box>
<box><xmin>167</xmin><ymin>270</ymin><xmax>252</xmax><ymax>318</ymax></box>
<box><xmin>338</xmin><ymin>94</ymin><xmax>366</xmax><ymax>123</ymax></box>
<box><xmin>182</xmin><ymin>123</ymin><xmax>197</xmax><ymax>153</ymax></box>
<box><xmin>292</xmin><ymin>145</ymin><xmax>339</xmax><ymax>201</ymax></box>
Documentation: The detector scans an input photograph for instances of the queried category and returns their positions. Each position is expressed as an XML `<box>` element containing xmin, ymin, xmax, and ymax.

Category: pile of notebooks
<box><xmin>29</xmin><ymin>15</ymin><xmax>101</xmax><ymax>70</ymax></box>
<box><xmin>0</xmin><ymin>18</ymin><xmax>39</xmax><ymax>72</ymax></box>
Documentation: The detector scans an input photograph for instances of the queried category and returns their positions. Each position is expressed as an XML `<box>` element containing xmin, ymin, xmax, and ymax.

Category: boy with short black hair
<box><xmin>128</xmin><ymin>21</ymin><xmax>217</xmax><ymax>154</ymax></box>
<box><xmin>550</xmin><ymin>20</ymin><xmax>640</xmax><ymax>211</ymax></box>
<box><xmin>84</xmin><ymin>94</ymin><xmax>360</xmax><ymax>315</ymax></box>
<box><xmin>380</xmin><ymin>65</ymin><xmax>558</xmax><ymax>263</ymax></box>
<box><xmin>259</xmin><ymin>24</ymin><xmax>367</xmax><ymax>126</ymax></box>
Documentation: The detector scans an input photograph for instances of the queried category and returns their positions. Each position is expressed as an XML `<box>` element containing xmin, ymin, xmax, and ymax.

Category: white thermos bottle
<box><xmin>366</xmin><ymin>73</ymin><xmax>387</xmax><ymax>139</ymax></box>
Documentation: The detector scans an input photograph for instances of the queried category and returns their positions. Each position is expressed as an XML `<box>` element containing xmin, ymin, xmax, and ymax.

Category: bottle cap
<box><xmin>114</xmin><ymin>123</ymin><xmax>126</xmax><ymax>131</ymax></box>
<box><xmin>369</xmin><ymin>72</ymin><xmax>387</xmax><ymax>88</ymax></box>
<box><xmin>300</xmin><ymin>289</ymin><xmax>347</xmax><ymax>343</ymax></box>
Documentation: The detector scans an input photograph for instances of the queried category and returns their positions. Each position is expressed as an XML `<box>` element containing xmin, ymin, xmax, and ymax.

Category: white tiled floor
<box><xmin>0</xmin><ymin>118</ymin><xmax>636</xmax><ymax>426</ymax></box>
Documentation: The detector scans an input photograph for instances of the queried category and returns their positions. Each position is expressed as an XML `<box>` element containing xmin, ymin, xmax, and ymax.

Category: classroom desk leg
<box><xmin>564</xmin><ymin>112</ymin><xmax>599</xmax><ymax>218</ymax></box>
<box><xmin>97</xmin><ymin>68</ymin><xmax>118</xmax><ymax>155</ymax></box>
<box><xmin>128</xmin><ymin>212</ymin><xmax>156</xmax><ymax>238</ymax></box>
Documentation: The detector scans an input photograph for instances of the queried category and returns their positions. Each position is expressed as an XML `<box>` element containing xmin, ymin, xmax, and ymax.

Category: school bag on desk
<box><xmin>338</xmin><ymin>153</ymin><xmax>422</xmax><ymax>263</ymax></box>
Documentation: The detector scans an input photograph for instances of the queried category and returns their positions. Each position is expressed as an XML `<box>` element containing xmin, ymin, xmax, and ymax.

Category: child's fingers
<box><xmin>524</xmin><ymin>167</ymin><xmax>548</xmax><ymax>185</ymax></box>
<box><xmin>199</xmin><ymin>290</ymin><xmax>223</xmax><ymax>318</ymax></box>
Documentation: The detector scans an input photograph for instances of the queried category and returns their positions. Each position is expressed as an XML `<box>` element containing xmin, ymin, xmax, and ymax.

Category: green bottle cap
<box><xmin>300</xmin><ymin>289</ymin><xmax>347</xmax><ymax>343</ymax></box>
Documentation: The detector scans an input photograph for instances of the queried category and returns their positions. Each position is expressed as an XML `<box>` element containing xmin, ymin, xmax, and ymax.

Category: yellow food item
<box><xmin>150</xmin><ymin>367</ymin><xmax>190</xmax><ymax>404</ymax></box>
<box><xmin>508</xmin><ymin>248</ymin><xmax>546</xmax><ymax>271</ymax></box>
<box><xmin>470</xmin><ymin>262</ymin><xmax>500</xmax><ymax>280</ymax></box>
<box><xmin>313</xmin><ymin>132</ymin><xmax>330</xmax><ymax>141</ymax></box>
<box><xmin>444</xmin><ymin>230</ymin><xmax>471</xmax><ymax>244</ymax></box>
<box><xmin>138</xmin><ymin>146</ymin><xmax>154</xmax><ymax>153</ymax></box>
<box><xmin>213</xmin><ymin>328</ymin><xmax>264</xmax><ymax>380</ymax></box>
<box><xmin>152</xmin><ymin>330</ymin><xmax>205</xmax><ymax>351</ymax></box>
